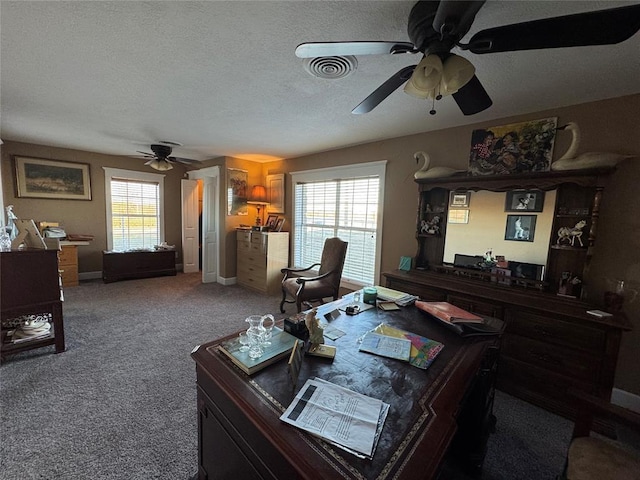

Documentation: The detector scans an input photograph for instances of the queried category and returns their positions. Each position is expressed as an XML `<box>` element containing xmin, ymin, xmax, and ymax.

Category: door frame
<box><xmin>186</xmin><ymin>166</ymin><xmax>221</xmax><ymax>284</ymax></box>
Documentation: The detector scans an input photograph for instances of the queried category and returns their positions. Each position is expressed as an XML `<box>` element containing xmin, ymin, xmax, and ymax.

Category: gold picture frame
<box><xmin>14</xmin><ymin>156</ymin><xmax>92</xmax><ymax>200</ymax></box>
<box><xmin>266</xmin><ymin>173</ymin><xmax>285</xmax><ymax>214</ymax></box>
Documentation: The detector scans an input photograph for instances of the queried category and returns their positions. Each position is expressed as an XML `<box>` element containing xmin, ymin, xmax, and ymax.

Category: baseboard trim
<box><xmin>218</xmin><ymin>276</ymin><xmax>236</xmax><ymax>286</ymax></box>
<box><xmin>79</xmin><ymin>271</ymin><xmax>102</xmax><ymax>280</ymax></box>
<box><xmin>611</xmin><ymin>388</ymin><xmax>640</xmax><ymax>413</ymax></box>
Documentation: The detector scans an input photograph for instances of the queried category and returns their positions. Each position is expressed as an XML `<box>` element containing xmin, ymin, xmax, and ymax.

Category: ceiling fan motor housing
<box><xmin>150</xmin><ymin>144</ymin><xmax>172</xmax><ymax>158</ymax></box>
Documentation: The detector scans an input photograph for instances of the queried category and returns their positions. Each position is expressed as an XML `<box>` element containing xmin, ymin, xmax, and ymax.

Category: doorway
<box><xmin>184</xmin><ymin>166</ymin><xmax>220</xmax><ymax>283</ymax></box>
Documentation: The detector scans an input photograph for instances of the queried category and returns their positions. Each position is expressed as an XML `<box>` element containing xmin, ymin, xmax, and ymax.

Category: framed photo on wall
<box><xmin>14</xmin><ymin>156</ymin><xmax>92</xmax><ymax>200</ymax></box>
<box><xmin>505</xmin><ymin>189</ymin><xmax>545</xmax><ymax>212</ymax></box>
<box><xmin>266</xmin><ymin>173</ymin><xmax>285</xmax><ymax>214</ymax></box>
<box><xmin>227</xmin><ymin>168</ymin><xmax>248</xmax><ymax>216</ymax></box>
<box><xmin>449</xmin><ymin>191</ymin><xmax>470</xmax><ymax>208</ymax></box>
<box><xmin>504</xmin><ymin>215</ymin><xmax>537</xmax><ymax>242</ymax></box>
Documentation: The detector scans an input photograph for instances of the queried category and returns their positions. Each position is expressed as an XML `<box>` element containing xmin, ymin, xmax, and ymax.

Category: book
<box><xmin>359</xmin><ymin>332</ymin><xmax>412</xmax><ymax>361</ymax></box>
<box><xmin>378</xmin><ymin>301</ymin><xmax>400</xmax><ymax>311</ymax></box>
<box><xmin>374</xmin><ymin>286</ymin><xmax>418</xmax><ymax>306</ymax></box>
<box><xmin>217</xmin><ymin>328</ymin><xmax>298</xmax><ymax>375</ymax></box>
<box><xmin>414</xmin><ymin>301</ymin><xmax>483</xmax><ymax>324</ymax></box>
<box><xmin>415</xmin><ymin>302</ymin><xmax>500</xmax><ymax>337</ymax></box>
<box><xmin>371</xmin><ymin>323</ymin><xmax>444</xmax><ymax>370</ymax></box>
<box><xmin>306</xmin><ymin>343</ymin><xmax>336</xmax><ymax>359</ymax></box>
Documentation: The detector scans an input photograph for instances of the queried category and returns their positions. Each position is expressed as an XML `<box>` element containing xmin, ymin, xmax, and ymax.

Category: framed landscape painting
<box><xmin>227</xmin><ymin>168</ymin><xmax>248</xmax><ymax>216</ymax></box>
<box><xmin>468</xmin><ymin>117</ymin><xmax>557</xmax><ymax>176</ymax></box>
<box><xmin>14</xmin><ymin>156</ymin><xmax>92</xmax><ymax>200</ymax></box>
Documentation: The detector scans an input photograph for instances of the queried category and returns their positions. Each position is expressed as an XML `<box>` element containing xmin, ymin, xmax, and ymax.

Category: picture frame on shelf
<box><xmin>449</xmin><ymin>191</ymin><xmax>470</xmax><ymax>208</ymax></box>
<box><xmin>14</xmin><ymin>156</ymin><xmax>92</xmax><ymax>200</ymax></box>
<box><xmin>265</xmin><ymin>214</ymin><xmax>278</xmax><ymax>229</ymax></box>
<box><xmin>274</xmin><ymin>217</ymin><xmax>286</xmax><ymax>232</ymax></box>
<box><xmin>504</xmin><ymin>215</ymin><xmax>536</xmax><ymax>242</ymax></box>
<box><xmin>505</xmin><ymin>189</ymin><xmax>545</xmax><ymax>212</ymax></box>
<box><xmin>448</xmin><ymin>209</ymin><xmax>469</xmax><ymax>224</ymax></box>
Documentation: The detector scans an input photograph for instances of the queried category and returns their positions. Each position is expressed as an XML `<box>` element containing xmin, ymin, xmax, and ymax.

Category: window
<box><xmin>291</xmin><ymin>161</ymin><xmax>386</xmax><ymax>287</ymax></box>
<box><xmin>103</xmin><ymin>168</ymin><xmax>165</xmax><ymax>251</ymax></box>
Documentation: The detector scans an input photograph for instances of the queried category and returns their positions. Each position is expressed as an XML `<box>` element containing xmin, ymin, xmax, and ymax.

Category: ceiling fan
<box><xmin>295</xmin><ymin>1</ymin><xmax>640</xmax><ymax>116</ymax></box>
<box><xmin>136</xmin><ymin>142</ymin><xmax>199</xmax><ymax>171</ymax></box>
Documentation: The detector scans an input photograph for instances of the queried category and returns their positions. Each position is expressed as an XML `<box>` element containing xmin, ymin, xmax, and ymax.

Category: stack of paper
<box><xmin>374</xmin><ymin>286</ymin><xmax>418</xmax><ymax>306</ymax></box>
<box><xmin>280</xmin><ymin>378</ymin><xmax>389</xmax><ymax>459</ymax></box>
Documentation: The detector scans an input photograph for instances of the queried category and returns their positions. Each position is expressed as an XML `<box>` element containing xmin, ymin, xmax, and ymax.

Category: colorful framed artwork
<box><xmin>468</xmin><ymin>117</ymin><xmax>557</xmax><ymax>175</ymax></box>
<box><xmin>504</xmin><ymin>215</ymin><xmax>537</xmax><ymax>242</ymax></box>
<box><xmin>227</xmin><ymin>168</ymin><xmax>248</xmax><ymax>216</ymax></box>
<box><xmin>14</xmin><ymin>156</ymin><xmax>92</xmax><ymax>200</ymax></box>
<box><xmin>505</xmin><ymin>189</ymin><xmax>545</xmax><ymax>212</ymax></box>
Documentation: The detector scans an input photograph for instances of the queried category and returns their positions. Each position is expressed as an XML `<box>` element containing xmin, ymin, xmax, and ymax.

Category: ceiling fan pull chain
<box><xmin>429</xmin><ymin>96</ymin><xmax>436</xmax><ymax>116</ymax></box>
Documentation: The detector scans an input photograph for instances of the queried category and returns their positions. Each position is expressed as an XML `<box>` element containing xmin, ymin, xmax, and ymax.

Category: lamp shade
<box><xmin>248</xmin><ymin>185</ymin><xmax>268</xmax><ymax>204</ymax></box>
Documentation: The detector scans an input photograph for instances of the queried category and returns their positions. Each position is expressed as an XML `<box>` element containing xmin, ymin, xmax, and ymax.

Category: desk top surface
<box><xmin>193</xmin><ymin>304</ymin><xmax>504</xmax><ymax>480</ymax></box>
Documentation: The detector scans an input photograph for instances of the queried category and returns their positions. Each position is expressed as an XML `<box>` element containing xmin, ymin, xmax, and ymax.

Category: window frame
<box><xmin>290</xmin><ymin>161</ymin><xmax>386</xmax><ymax>289</ymax></box>
<box><xmin>103</xmin><ymin>167</ymin><xmax>166</xmax><ymax>251</ymax></box>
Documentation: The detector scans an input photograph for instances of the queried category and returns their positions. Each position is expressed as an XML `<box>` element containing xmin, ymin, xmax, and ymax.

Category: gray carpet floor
<box><xmin>0</xmin><ymin>273</ymin><xmax>572</xmax><ymax>479</ymax></box>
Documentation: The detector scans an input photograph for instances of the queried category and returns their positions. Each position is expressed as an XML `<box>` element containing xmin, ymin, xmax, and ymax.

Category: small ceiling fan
<box><xmin>296</xmin><ymin>1</ymin><xmax>640</xmax><ymax>116</ymax></box>
<box><xmin>136</xmin><ymin>142</ymin><xmax>199</xmax><ymax>171</ymax></box>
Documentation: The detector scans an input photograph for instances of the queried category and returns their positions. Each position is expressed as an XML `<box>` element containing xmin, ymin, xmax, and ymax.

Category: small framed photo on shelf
<box><xmin>265</xmin><ymin>214</ymin><xmax>278</xmax><ymax>229</ymax></box>
<box><xmin>449</xmin><ymin>191</ymin><xmax>470</xmax><ymax>208</ymax></box>
<box><xmin>504</xmin><ymin>215</ymin><xmax>536</xmax><ymax>242</ymax></box>
<box><xmin>505</xmin><ymin>189</ymin><xmax>544</xmax><ymax>212</ymax></box>
<box><xmin>448</xmin><ymin>209</ymin><xmax>469</xmax><ymax>224</ymax></box>
<box><xmin>274</xmin><ymin>217</ymin><xmax>286</xmax><ymax>232</ymax></box>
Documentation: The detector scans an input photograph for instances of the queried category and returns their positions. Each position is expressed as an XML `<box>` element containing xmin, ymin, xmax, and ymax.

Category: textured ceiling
<box><xmin>1</xmin><ymin>1</ymin><xmax>639</xmax><ymax>164</ymax></box>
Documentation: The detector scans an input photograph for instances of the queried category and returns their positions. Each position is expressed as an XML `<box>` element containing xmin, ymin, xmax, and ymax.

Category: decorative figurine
<box><xmin>413</xmin><ymin>151</ymin><xmax>463</xmax><ymax>179</ymax></box>
<box><xmin>420</xmin><ymin>215</ymin><xmax>440</xmax><ymax>235</ymax></box>
<box><xmin>304</xmin><ymin>308</ymin><xmax>324</xmax><ymax>346</ymax></box>
<box><xmin>557</xmin><ymin>219</ymin><xmax>587</xmax><ymax>247</ymax></box>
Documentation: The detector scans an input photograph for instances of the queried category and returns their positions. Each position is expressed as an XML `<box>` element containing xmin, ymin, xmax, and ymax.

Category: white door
<box><xmin>181</xmin><ymin>179</ymin><xmax>199</xmax><ymax>273</ymax></box>
<box><xmin>201</xmin><ymin>175</ymin><xmax>218</xmax><ymax>283</ymax></box>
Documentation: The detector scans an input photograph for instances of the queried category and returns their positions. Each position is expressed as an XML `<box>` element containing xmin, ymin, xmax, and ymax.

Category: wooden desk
<box><xmin>192</xmin><ymin>305</ymin><xmax>504</xmax><ymax>479</ymax></box>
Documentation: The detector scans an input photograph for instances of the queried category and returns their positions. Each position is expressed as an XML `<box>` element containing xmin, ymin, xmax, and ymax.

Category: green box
<box><xmin>399</xmin><ymin>256</ymin><xmax>412</xmax><ymax>271</ymax></box>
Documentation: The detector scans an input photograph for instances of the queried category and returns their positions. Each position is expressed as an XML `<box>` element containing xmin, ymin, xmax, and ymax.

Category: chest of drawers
<box><xmin>236</xmin><ymin>231</ymin><xmax>289</xmax><ymax>294</ymax></box>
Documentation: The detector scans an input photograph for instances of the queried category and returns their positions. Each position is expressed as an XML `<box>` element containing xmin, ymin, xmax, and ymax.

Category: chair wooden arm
<box><xmin>295</xmin><ymin>270</ymin><xmax>335</xmax><ymax>284</ymax></box>
<box><xmin>570</xmin><ymin>389</ymin><xmax>640</xmax><ymax>438</ymax></box>
<box><xmin>281</xmin><ymin>263</ymin><xmax>321</xmax><ymax>276</ymax></box>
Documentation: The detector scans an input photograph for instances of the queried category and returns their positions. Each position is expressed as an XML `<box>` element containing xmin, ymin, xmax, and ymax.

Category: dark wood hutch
<box><xmin>384</xmin><ymin>168</ymin><xmax>632</xmax><ymax>421</ymax></box>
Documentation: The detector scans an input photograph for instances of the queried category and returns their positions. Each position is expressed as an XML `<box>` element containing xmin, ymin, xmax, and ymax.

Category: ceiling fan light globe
<box><xmin>441</xmin><ymin>54</ymin><xmax>475</xmax><ymax>95</ymax></box>
<box><xmin>403</xmin><ymin>54</ymin><xmax>443</xmax><ymax>99</ymax></box>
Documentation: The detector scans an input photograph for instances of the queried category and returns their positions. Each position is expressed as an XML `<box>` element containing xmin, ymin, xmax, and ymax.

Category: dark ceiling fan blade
<box><xmin>467</xmin><ymin>4</ymin><xmax>640</xmax><ymax>54</ymax></box>
<box><xmin>169</xmin><ymin>156</ymin><xmax>199</xmax><ymax>165</ymax></box>
<box><xmin>295</xmin><ymin>41</ymin><xmax>416</xmax><ymax>58</ymax></box>
<box><xmin>352</xmin><ymin>65</ymin><xmax>416</xmax><ymax>114</ymax></box>
<box><xmin>136</xmin><ymin>151</ymin><xmax>155</xmax><ymax>157</ymax></box>
<box><xmin>432</xmin><ymin>0</ymin><xmax>485</xmax><ymax>38</ymax></box>
<box><xmin>451</xmin><ymin>75</ymin><xmax>492</xmax><ymax>116</ymax></box>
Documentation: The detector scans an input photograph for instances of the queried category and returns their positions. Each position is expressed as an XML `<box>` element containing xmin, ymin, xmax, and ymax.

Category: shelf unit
<box><xmin>0</xmin><ymin>249</ymin><xmax>65</xmax><ymax>362</ymax></box>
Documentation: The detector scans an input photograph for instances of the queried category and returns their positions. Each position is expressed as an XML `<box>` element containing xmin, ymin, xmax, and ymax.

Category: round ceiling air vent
<box><xmin>303</xmin><ymin>56</ymin><xmax>357</xmax><ymax>79</ymax></box>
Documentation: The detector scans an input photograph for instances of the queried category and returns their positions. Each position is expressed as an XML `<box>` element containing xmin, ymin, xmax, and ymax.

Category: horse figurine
<box><xmin>557</xmin><ymin>220</ymin><xmax>587</xmax><ymax>247</ymax></box>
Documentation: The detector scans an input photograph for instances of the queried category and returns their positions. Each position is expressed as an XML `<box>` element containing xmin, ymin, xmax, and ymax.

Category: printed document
<box><xmin>280</xmin><ymin>378</ymin><xmax>389</xmax><ymax>458</ymax></box>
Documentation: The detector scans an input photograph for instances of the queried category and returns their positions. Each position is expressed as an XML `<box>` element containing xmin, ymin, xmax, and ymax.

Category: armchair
<box><xmin>279</xmin><ymin>237</ymin><xmax>348</xmax><ymax>313</ymax></box>
<box><xmin>559</xmin><ymin>390</ymin><xmax>640</xmax><ymax>480</ymax></box>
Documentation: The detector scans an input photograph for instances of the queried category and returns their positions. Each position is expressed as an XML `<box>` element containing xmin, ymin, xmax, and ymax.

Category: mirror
<box><xmin>443</xmin><ymin>189</ymin><xmax>557</xmax><ymax>267</ymax></box>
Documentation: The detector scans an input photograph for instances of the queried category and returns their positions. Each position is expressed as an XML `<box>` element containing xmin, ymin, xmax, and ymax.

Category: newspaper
<box><xmin>280</xmin><ymin>377</ymin><xmax>389</xmax><ymax>459</ymax></box>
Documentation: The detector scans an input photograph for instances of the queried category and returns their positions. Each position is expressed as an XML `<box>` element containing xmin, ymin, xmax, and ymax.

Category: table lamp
<box><xmin>247</xmin><ymin>185</ymin><xmax>268</xmax><ymax>227</ymax></box>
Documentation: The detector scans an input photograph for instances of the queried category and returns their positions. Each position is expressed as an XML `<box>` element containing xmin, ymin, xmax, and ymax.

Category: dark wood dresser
<box><xmin>384</xmin><ymin>269</ymin><xmax>631</xmax><ymax>421</ymax></box>
<box><xmin>102</xmin><ymin>250</ymin><xmax>177</xmax><ymax>283</ymax></box>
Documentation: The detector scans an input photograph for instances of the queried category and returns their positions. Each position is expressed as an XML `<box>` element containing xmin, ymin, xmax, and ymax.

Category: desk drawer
<box><xmin>60</xmin><ymin>268</ymin><xmax>79</xmax><ymax>287</ymax></box>
<box><xmin>447</xmin><ymin>294</ymin><xmax>503</xmax><ymax>319</ymax></box>
<box><xmin>58</xmin><ymin>246</ymin><xmax>77</xmax><ymax>266</ymax></box>
<box><xmin>506</xmin><ymin>309</ymin><xmax>604</xmax><ymax>352</ymax></box>
<box><xmin>501</xmin><ymin>333</ymin><xmax>598</xmax><ymax>382</ymax></box>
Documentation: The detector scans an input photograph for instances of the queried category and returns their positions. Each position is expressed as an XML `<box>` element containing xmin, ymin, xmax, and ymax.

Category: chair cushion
<box><xmin>282</xmin><ymin>277</ymin><xmax>335</xmax><ymax>300</ymax></box>
<box><xmin>567</xmin><ymin>436</ymin><xmax>640</xmax><ymax>480</ymax></box>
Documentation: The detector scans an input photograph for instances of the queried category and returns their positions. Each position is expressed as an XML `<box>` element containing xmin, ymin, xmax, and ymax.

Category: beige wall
<box><xmin>2</xmin><ymin>93</ymin><xmax>639</xmax><ymax>394</ymax></box>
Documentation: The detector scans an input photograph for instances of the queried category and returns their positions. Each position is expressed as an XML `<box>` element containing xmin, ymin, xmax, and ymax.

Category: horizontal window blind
<box><xmin>110</xmin><ymin>178</ymin><xmax>160</xmax><ymax>251</ymax></box>
<box><xmin>294</xmin><ymin>176</ymin><xmax>380</xmax><ymax>286</ymax></box>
